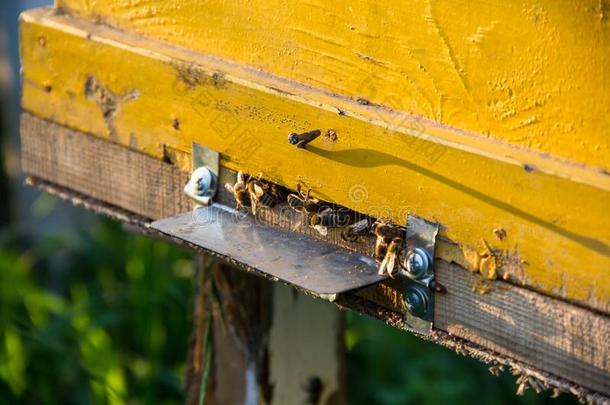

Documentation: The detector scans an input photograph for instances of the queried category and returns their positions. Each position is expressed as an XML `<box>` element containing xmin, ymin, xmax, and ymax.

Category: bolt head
<box><xmin>405</xmin><ymin>247</ymin><xmax>430</xmax><ymax>279</ymax></box>
<box><xmin>403</xmin><ymin>285</ymin><xmax>429</xmax><ymax>317</ymax></box>
<box><xmin>184</xmin><ymin>167</ymin><xmax>217</xmax><ymax>205</ymax></box>
<box><xmin>192</xmin><ymin>168</ymin><xmax>214</xmax><ymax>196</ymax></box>
<box><xmin>288</xmin><ymin>133</ymin><xmax>299</xmax><ymax>145</ymax></box>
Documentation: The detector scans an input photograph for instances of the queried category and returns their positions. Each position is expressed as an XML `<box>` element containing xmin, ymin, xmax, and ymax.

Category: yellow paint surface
<box><xmin>56</xmin><ymin>0</ymin><xmax>610</xmax><ymax>171</ymax></box>
<box><xmin>20</xmin><ymin>9</ymin><xmax>610</xmax><ymax>312</ymax></box>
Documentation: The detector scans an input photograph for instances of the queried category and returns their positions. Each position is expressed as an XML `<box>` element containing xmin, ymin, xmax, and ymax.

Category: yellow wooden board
<box><xmin>20</xmin><ymin>9</ymin><xmax>610</xmax><ymax>312</ymax></box>
<box><xmin>56</xmin><ymin>0</ymin><xmax>610</xmax><ymax>171</ymax></box>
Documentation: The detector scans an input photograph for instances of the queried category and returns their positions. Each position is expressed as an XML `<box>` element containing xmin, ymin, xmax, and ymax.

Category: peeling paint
<box><xmin>84</xmin><ymin>75</ymin><xmax>139</xmax><ymax>139</ymax></box>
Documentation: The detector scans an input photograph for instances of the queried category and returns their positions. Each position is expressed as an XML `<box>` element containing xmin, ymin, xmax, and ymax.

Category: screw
<box><xmin>288</xmin><ymin>129</ymin><xmax>321</xmax><ymax>149</ymax></box>
<box><xmin>404</xmin><ymin>247</ymin><xmax>430</xmax><ymax>279</ymax></box>
<box><xmin>428</xmin><ymin>279</ymin><xmax>447</xmax><ymax>294</ymax></box>
<box><xmin>403</xmin><ymin>284</ymin><xmax>429</xmax><ymax>317</ymax></box>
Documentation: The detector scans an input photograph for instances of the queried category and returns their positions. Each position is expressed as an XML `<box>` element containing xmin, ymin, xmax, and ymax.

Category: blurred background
<box><xmin>0</xmin><ymin>2</ymin><xmax>579</xmax><ymax>404</ymax></box>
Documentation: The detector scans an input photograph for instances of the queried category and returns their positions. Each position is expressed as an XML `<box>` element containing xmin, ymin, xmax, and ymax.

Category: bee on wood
<box><xmin>378</xmin><ymin>237</ymin><xmax>403</xmax><ymax>277</ymax></box>
<box><xmin>287</xmin><ymin>184</ymin><xmax>324</xmax><ymax>213</ymax></box>
<box><xmin>246</xmin><ymin>173</ymin><xmax>289</xmax><ymax>215</ymax></box>
<box><xmin>225</xmin><ymin>171</ymin><xmax>287</xmax><ymax>214</ymax></box>
<box><xmin>287</xmin><ymin>184</ymin><xmax>326</xmax><ymax>234</ymax></box>
<box><xmin>224</xmin><ymin>170</ymin><xmax>251</xmax><ymax>212</ymax></box>
<box><xmin>288</xmin><ymin>184</ymin><xmax>356</xmax><ymax>235</ymax></box>
<box><xmin>308</xmin><ymin>206</ymin><xmax>355</xmax><ymax>236</ymax></box>
<box><xmin>341</xmin><ymin>218</ymin><xmax>373</xmax><ymax>242</ymax></box>
<box><xmin>371</xmin><ymin>219</ymin><xmax>405</xmax><ymax>276</ymax></box>
<box><xmin>267</xmin><ymin>182</ymin><xmax>289</xmax><ymax>203</ymax></box>
<box><xmin>245</xmin><ymin>175</ymin><xmax>270</xmax><ymax>215</ymax></box>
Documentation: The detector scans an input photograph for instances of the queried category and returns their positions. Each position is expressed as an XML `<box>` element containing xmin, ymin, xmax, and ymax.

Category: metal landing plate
<box><xmin>151</xmin><ymin>205</ymin><xmax>386</xmax><ymax>295</ymax></box>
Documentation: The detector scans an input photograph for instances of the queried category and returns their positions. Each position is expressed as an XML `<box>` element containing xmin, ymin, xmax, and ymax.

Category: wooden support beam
<box><xmin>20</xmin><ymin>113</ymin><xmax>610</xmax><ymax>400</ymax></box>
<box><xmin>19</xmin><ymin>8</ymin><xmax>610</xmax><ymax>312</ymax></box>
<box><xmin>269</xmin><ymin>283</ymin><xmax>345</xmax><ymax>405</ymax></box>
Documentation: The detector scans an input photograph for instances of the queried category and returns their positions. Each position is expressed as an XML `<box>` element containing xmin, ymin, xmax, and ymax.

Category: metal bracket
<box><xmin>183</xmin><ymin>143</ymin><xmax>220</xmax><ymax>206</ymax></box>
<box><xmin>398</xmin><ymin>214</ymin><xmax>440</xmax><ymax>335</ymax></box>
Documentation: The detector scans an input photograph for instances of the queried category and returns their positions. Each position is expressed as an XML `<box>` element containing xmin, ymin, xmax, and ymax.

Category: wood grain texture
<box><xmin>20</xmin><ymin>113</ymin><xmax>610</xmax><ymax>397</ymax></box>
<box><xmin>435</xmin><ymin>263</ymin><xmax>610</xmax><ymax>397</ymax></box>
<box><xmin>20</xmin><ymin>112</ymin><xmax>191</xmax><ymax>220</ymax></box>
<box><xmin>56</xmin><ymin>0</ymin><xmax>610</xmax><ymax>170</ymax></box>
<box><xmin>19</xmin><ymin>9</ymin><xmax>610</xmax><ymax>312</ymax></box>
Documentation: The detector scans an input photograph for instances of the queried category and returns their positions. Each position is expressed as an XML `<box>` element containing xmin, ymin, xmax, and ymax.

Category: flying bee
<box><xmin>341</xmin><ymin>218</ymin><xmax>373</xmax><ymax>243</ymax></box>
<box><xmin>378</xmin><ymin>237</ymin><xmax>403</xmax><ymax>277</ymax></box>
<box><xmin>224</xmin><ymin>170</ymin><xmax>251</xmax><ymax>212</ymax></box>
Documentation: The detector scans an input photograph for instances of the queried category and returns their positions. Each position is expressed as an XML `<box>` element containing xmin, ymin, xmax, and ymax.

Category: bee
<box><xmin>371</xmin><ymin>219</ymin><xmax>405</xmax><ymax>276</ymax></box>
<box><xmin>268</xmin><ymin>182</ymin><xmax>289</xmax><ymax>203</ymax></box>
<box><xmin>287</xmin><ymin>184</ymin><xmax>325</xmax><ymax>213</ymax></box>
<box><xmin>288</xmin><ymin>184</ymin><xmax>356</xmax><ymax>235</ymax></box>
<box><xmin>287</xmin><ymin>184</ymin><xmax>325</xmax><ymax>233</ymax></box>
<box><xmin>374</xmin><ymin>235</ymin><xmax>388</xmax><ymax>262</ymax></box>
<box><xmin>371</xmin><ymin>219</ymin><xmax>403</xmax><ymax>259</ymax></box>
<box><xmin>341</xmin><ymin>218</ymin><xmax>373</xmax><ymax>243</ymax></box>
<box><xmin>225</xmin><ymin>171</ymin><xmax>287</xmax><ymax>215</ymax></box>
<box><xmin>246</xmin><ymin>173</ymin><xmax>289</xmax><ymax>215</ymax></box>
<box><xmin>224</xmin><ymin>170</ymin><xmax>251</xmax><ymax>212</ymax></box>
<box><xmin>378</xmin><ymin>237</ymin><xmax>403</xmax><ymax>277</ymax></box>
<box><xmin>308</xmin><ymin>206</ymin><xmax>355</xmax><ymax>236</ymax></box>
<box><xmin>245</xmin><ymin>175</ymin><xmax>269</xmax><ymax>215</ymax></box>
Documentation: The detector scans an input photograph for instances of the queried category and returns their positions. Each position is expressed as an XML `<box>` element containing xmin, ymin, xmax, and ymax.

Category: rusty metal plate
<box><xmin>151</xmin><ymin>205</ymin><xmax>385</xmax><ymax>295</ymax></box>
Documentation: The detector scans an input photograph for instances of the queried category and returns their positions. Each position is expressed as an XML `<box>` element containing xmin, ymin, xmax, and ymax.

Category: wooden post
<box><xmin>185</xmin><ymin>257</ymin><xmax>345</xmax><ymax>405</ymax></box>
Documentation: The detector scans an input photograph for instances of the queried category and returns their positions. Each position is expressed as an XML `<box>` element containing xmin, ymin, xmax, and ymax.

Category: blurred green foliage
<box><xmin>0</xmin><ymin>194</ymin><xmax>579</xmax><ymax>404</ymax></box>
<box><xmin>0</xmin><ymin>195</ymin><xmax>194</xmax><ymax>404</ymax></box>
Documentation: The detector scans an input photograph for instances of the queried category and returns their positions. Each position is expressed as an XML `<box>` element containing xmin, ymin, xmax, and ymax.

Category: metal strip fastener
<box><xmin>399</xmin><ymin>214</ymin><xmax>440</xmax><ymax>335</ymax></box>
<box><xmin>183</xmin><ymin>142</ymin><xmax>220</xmax><ymax>206</ymax></box>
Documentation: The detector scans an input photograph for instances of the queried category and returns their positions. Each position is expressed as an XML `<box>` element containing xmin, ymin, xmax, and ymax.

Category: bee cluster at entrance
<box><xmin>224</xmin><ymin>171</ymin><xmax>427</xmax><ymax>280</ymax></box>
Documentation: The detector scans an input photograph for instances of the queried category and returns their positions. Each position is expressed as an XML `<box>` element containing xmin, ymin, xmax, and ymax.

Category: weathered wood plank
<box><xmin>435</xmin><ymin>264</ymin><xmax>610</xmax><ymax>397</ymax></box>
<box><xmin>21</xmin><ymin>111</ymin><xmax>191</xmax><ymax>220</ymax></box>
<box><xmin>20</xmin><ymin>113</ymin><xmax>610</xmax><ymax>397</ymax></box>
<box><xmin>19</xmin><ymin>9</ymin><xmax>610</xmax><ymax>312</ymax></box>
<box><xmin>56</xmin><ymin>0</ymin><xmax>610</xmax><ymax>171</ymax></box>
